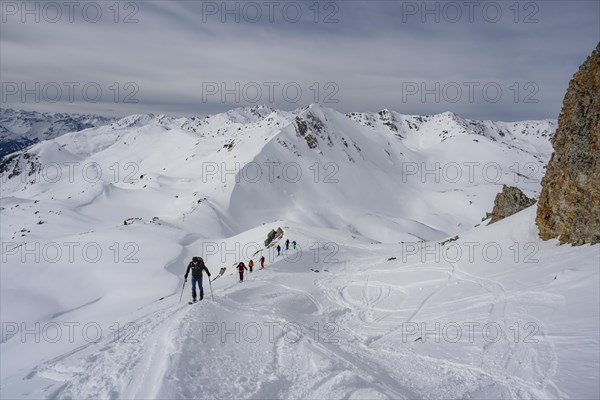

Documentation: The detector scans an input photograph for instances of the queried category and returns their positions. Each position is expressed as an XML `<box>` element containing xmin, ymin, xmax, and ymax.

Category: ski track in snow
<box><xmin>18</xmin><ymin>301</ymin><xmax>190</xmax><ymax>399</ymax></box>
<box><xmin>11</xmin><ymin>233</ymin><xmax>202</xmax><ymax>399</ymax></box>
<box><xmin>2</xmin><ymin>240</ymin><xmax>583</xmax><ymax>399</ymax></box>
<box><xmin>312</xmin><ymin>259</ymin><xmax>564</xmax><ymax>399</ymax></box>
<box><xmin>170</xmin><ymin>260</ymin><xmax>559</xmax><ymax>398</ymax></box>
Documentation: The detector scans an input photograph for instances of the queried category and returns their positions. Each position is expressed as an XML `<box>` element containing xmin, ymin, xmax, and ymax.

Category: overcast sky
<box><xmin>1</xmin><ymin>0</ymin><xmax>598</xmax><ymax>121</ymax></box>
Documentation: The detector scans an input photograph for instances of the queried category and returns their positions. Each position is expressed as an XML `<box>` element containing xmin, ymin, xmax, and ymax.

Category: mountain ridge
<box><xmin>1</xmin><ymin>103</ymin><xmax>556</xmax><ymax>243</ymax></box>
<box><xmin>0</xmin><ymin>108</ymin><xmax>115</xmax><ymax>157</ymax></box>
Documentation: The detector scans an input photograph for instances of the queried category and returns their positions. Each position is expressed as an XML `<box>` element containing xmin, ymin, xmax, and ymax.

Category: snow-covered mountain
<box><xmin>0</xmin><ymin>108</ymin><xmax>114</xmax><ymax>157</ymax></box>
<box><xmin>2</xmin><ymin>105</ymin><xmax>597</xmax><ymax>399</ymax></box>
<box><xmin>0</xmin><ymin>104</ymin><xmax>556</xmax><ymax>241</ymax></box>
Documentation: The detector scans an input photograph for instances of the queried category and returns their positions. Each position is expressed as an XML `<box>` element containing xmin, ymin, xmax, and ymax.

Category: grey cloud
<box><xmin>1</xmin><ymin>0</ymin><xmax>598</xmax><ymax>121</ymax></box>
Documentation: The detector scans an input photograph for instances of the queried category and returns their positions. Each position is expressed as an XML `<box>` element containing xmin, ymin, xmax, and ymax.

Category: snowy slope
<box><xmin>1</xmin><ymin>210</ymin><xmax>597</xmax><ymax>399</ymax></box>
<box><xmin>0</xmin><ymin>104</ymin><xmax>556</xmax><ymax>240</ymax></box>
<box><xmin>0</xmin><ymin>108</ymin><xmax>114</xmax><ymax>157</ymax></box>
<box><xmin>1</xmin><ymin>105</ymin><xmax>598</xmax><ymax>399</ymax></box>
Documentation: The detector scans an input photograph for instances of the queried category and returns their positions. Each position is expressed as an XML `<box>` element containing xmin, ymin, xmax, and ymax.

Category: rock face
<box><xmin>490</xmin><ymin>185</ymin><xmax>536</xmax><ymax>224</ymax></box>
<box><xmin>536</xmin><ymin>43</ymin><xmax>600</xmax><ymax>245</ymax></box>
<box><xmin>264</xmin><ymin>227</ymin><xmax>284</xmax><ymax>247</ymax></box>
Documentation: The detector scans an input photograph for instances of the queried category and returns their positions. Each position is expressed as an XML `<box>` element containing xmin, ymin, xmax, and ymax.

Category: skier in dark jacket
<box><xmin>285</xmin><ymin>239</ymin><xmax>290</xmax><ymax>250</ymax></box>
<box><xmin>237</xmin><ymin>262</ymin><xmax>248</xmax><ymax>282</ymax></box>
<box><xmin>292</xmin><ymin>240</ymin><xmax>297</xmax><ymax>249</ymax></box>
<box><xmin>276</xmin><ymin>245</ymin><xmax>281</xmax><ymax>256</ymax></box>
<box><xmin>260</xmin><ymin>255</ymin><xmax>265</xmax><ymax>269</ymax></box>
<box><xmin>184</xmin><ymin>256</ymin><xmax>211</xmax><ymax>302</ymax></box>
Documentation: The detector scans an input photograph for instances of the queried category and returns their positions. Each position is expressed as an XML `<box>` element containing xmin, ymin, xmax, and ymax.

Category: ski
<box><xmin>211</xmin><ymin>267</ymin><xmax>227</xmax><ymax>282</ymax></box>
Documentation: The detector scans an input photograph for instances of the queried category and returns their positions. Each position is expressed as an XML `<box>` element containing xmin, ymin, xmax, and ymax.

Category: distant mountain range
<box><xmin>0</xmin><ymin>108</ymin><xmax>114</xmax><ymax>157</ymax></box>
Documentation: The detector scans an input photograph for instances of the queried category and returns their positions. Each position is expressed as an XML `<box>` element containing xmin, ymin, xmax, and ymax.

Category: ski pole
<box><xmin>179</xmin><ymin>279</ymin><xmax>186</xmax><ymax>303</ymax></box>
<box><xmin>209</xmin><ymin>278</ymin><xmax>214</xmax><ymax>301</ymax></box>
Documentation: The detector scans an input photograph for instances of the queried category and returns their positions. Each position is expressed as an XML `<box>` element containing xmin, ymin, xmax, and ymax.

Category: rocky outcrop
<box><xmin>489</xmin><ymin>185</ymin><xmax>536</xmax><ymax>224</ymax></box>
<box><xmin>536</xmin><ymin>43</ymin><xmax>600</xmax><ymax>245</ymax></box>
<box><xmin>264</xmin><ymin>227</ymin><xmax>284</xmax><ymax>247</ymax></box>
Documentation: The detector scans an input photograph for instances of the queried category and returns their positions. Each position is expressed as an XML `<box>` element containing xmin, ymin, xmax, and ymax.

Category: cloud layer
<box><xmin>1</xmin><ymin>0</ymin><xmax>598</xmax><ymax>120</ymax></box>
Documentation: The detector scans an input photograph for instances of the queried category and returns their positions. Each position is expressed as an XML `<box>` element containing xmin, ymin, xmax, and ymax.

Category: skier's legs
<box><xmin>239</xmin><ymin>271</ymin><xmax>244</xmax><ymax>281</ymax></box>
<box><xmin>191</xmin><ymin>276</ymin><xmax>198</xmax><ymax>300</ymax></box>
<box><xmin>199</xmin><ymin>276</ymin><xmax>204</xmax><ymax>299</ymax></box>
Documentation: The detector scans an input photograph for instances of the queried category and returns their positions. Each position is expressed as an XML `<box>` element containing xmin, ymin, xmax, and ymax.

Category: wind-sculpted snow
<box><xmin>2</xmin><ymin>105</ymin><xmax>597</xmax><ymax>399</ymax></box>
<box><xmin>2</xmin><ymin>210</ymin><xmax>598</xmax><ymax>399</ymax></box>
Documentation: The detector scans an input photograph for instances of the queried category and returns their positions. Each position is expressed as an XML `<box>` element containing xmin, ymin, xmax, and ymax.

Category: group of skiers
<box><xmin>235</xmin><ymin>255</ymin><xmax>265</xmax><ymax>282</ymax></box>
<box><xmin>276</xmin><ymin>238</ymin><xmax>297</xmax><ymax>256</ymax></box>
<box><xmin>183</xmin><ymin>238</ymin><xmax>298</xmax><ymax>302</ymax></box>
